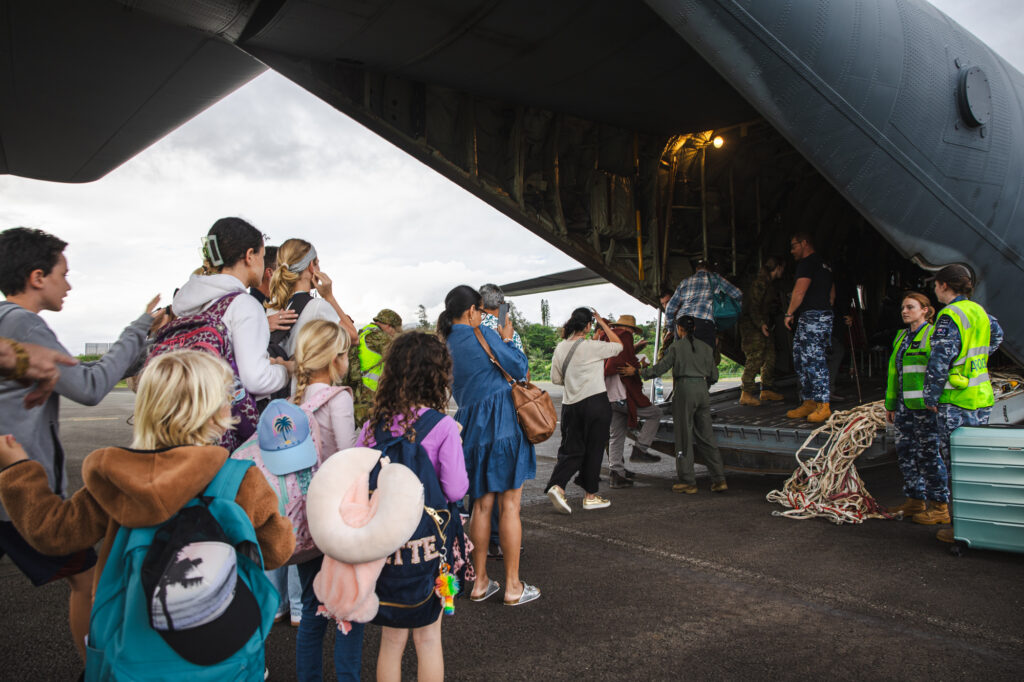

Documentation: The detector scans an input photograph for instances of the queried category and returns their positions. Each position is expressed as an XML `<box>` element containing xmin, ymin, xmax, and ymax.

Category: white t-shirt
<box><xmin>550</xmin><ymin>338</ymin><xmax>622</xmax><ymax>405</ymax></box>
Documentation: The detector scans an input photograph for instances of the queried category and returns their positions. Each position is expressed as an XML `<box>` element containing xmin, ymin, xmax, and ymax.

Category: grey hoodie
<box><xmin>0</xmin><ymin>302</ymin><xmax>151</xmax><ymax>521</ymax></box>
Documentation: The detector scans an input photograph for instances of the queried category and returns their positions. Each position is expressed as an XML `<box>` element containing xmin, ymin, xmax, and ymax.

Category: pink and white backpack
<box><xmin>230</xmin><ymin>385</ymin><xmax>352</xmax><ymax>565</ymax></box>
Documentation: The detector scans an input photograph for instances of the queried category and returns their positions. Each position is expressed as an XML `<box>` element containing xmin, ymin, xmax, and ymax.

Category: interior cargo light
<box><xmin>712</xmin><ymin>136</ymin><xmax>724</xmax><ymax>149</ymax></box>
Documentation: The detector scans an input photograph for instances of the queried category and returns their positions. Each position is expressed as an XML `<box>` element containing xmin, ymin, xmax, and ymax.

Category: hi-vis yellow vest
<box><xmin>885</xmin><ymin>323</ymin><xmax>933</xmax><ymax>410</ymax></box>
<box><xmin>937</xmin><ymin>300</ymin><xmax>994</xmax><ymax>410</ymax></box>
<box><xmin>358</xmin><ymin>324</ymin><xmax>383</xmax><ymax>391</ymax></box>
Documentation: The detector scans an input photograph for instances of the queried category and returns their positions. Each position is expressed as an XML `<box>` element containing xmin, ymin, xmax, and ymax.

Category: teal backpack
<box><xmin>85</xmin><ymin>459</ymin><xmax>278</xmax><ymax>681</ymax></box>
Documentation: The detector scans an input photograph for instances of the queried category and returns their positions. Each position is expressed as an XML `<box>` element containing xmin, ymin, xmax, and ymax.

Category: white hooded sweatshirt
<box><xmin>172</xmin><ymin>273</ymin><xmax>288</xmax><ymax>398</ymax></box>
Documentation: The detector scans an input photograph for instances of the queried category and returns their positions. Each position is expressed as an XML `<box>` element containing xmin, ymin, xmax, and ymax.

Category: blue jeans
<box><xmin>265</xmin><ymin>564</ymin><xmax>303</xmax><ymax>620</ymax></box>
<box><xmin>296</xmin><ymin>555</ymin><xmax>366</xmax><ymax>681</ymax></box>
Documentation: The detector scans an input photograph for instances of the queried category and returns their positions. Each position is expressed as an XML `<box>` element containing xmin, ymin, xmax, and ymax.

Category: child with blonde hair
<box><xmin>288</xmin><ymin>319</ymin><xmax>363</xmax><ymax>681</ymax></box>
<box><xmin>0</xmin><ymin>349</ymin><xmax>294</xmax><ymax>675</ymax></box>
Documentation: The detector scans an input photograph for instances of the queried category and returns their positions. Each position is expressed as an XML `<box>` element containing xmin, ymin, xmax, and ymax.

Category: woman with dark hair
<box><xmin>641</xmin><ymin>315</ymin><xmax>727</xmax><ymax>494</ymax></box>
<box><xmin>437</xmin><ymin>285</ymin><xmax>539</xmax><ymax>606</ymax></box>
<box><xmin>922</xmin><ymin>266</ymin><xmax>1003</xmax><ymax>539</ymax></box>
<box><xmin>171</xmin><ymin>218</ymin><xmax>289</xmax><ymax>444</ymax></box>
<box><xmin>544</xmin><ymin>308</ymin><xmax>622</xmax><ymax>513</ymax></box>
<box><xmin>884</xmin><ymin>292</ymin><xmax>946</xmax><ymax>521</ymax></box>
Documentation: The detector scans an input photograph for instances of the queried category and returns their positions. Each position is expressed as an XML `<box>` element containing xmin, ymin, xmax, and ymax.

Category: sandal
<box><xmin>470</xmin><ymin>578</ymin><xmax>500</xmax><ymax>602</ymax></box>
<box><xmin>504</xmin><ymin>583</ymin><xmax>540</xmax><ymax>606</ymax></box>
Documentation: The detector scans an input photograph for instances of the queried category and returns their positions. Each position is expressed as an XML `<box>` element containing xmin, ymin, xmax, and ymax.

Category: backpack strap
<box><xmin>205</xmin><ymin>291</ymin><xmax>243</xmax><ymax>318</ymax></box>
<box><xmin>411</xmin><ymin>409</ymin><xmax>445</xmax><ymax>441</ymax></box>
<box><xmin>301</xmin><ymin>384</ymin><xmax>348</xmax><ymax>414</ymax></box>
<box><xmin>204</xmin><ymin>459</ymin><xmax>254</xmax><ymax>501</ymax></box>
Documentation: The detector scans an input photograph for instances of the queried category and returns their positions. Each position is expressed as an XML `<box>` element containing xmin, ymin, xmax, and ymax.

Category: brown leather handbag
<box><xmin>474</xmin><ymin>328</ymin><xmax>557</xmax><ymax>444</ymax></box>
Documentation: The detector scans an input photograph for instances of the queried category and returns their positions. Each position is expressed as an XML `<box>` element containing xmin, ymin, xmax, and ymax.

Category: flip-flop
<box><xmin>470</xmin><ymin>578</ymin><xmax>501</xmax><ymax>602</ymax></box>
<box><xmin>504</xmin><ymin>583</ymin><xmax>540</xmax><ymax>606</ymax></box>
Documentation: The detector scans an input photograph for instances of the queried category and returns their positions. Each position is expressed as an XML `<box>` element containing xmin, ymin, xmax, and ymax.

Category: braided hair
<box><xmin>292</xmin><ymin>320</ymin><xmax>350</xmax><ymax>405</ymax></box>
<box><xmin>675</xmin><ymin>315</ymin><xmax>697</xmax><ymax>352</ymax></box>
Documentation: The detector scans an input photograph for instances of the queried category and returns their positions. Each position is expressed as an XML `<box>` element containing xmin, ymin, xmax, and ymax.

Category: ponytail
<box><xmin>266</xmin><ymin>238</ymin><xmax>313</xmax><ymax>310</ymax></box>
<box><xmin>436</xmin><ymin>285</ymin><xmax>480</xmax><ymax>341</ymax></box>
<box><xmin>676</xmin><ymin>315</ymin><xmax>697</xmax><ymax>352</ymax></box>
<box><xmin>561</xmin><ymin>307</ymin><xmax>594</xmax><ymax>340</ymax></box>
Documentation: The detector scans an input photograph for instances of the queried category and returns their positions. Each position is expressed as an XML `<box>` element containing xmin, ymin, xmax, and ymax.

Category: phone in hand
<box><xmin>498</xmin><ymin>302</ymin><xmax>509</xmax><ymax>327</ymax></box>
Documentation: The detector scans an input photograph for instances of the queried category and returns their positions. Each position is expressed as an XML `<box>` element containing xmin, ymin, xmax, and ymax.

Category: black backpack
<box><xmin>369</xmin><ymin>410</ymin><xmax>465</xmax><ymax>628</ymax></box>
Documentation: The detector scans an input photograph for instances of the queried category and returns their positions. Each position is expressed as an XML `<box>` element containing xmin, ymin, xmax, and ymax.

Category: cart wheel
<box><xmin>949</xmin><ymin>541</ymin><xmax>968</xmax><ymax>557</ymax></box>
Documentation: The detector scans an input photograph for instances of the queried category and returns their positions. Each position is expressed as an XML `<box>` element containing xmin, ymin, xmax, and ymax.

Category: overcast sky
<box><xmin>1</xmin><ymin>1</ymin><xmax>1021</xmax><ymax>353</ymax></box>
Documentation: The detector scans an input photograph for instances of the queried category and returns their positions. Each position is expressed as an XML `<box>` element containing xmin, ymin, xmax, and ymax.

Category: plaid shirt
<box><xmin>665</xmin><ymin>271</ymin><xmax>742</xmax><ymax>329</ymax></box>
<box><xmin>480</xmin><ymin>312</ymin><xmax>524</xmax><ymax>353</ymax></box>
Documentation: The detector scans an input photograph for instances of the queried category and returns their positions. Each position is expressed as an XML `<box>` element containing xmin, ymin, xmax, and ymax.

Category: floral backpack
<box><xmin>230</xmin><ymin>386</ymin><xmax>350</xmax><ymax>564</ymax></box>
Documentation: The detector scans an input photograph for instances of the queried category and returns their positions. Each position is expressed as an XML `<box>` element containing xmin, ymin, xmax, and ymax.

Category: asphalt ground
<box><xmin>2</xmin><ymin>386</ymin><xmax>1024</xmax><ymax>680</ymax></box>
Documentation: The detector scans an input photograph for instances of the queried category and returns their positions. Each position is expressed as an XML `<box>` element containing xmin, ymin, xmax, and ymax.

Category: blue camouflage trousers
<box><xmin>894</xmin><ymin>405</ymin><xmax>948</xmax><ymax>502</ymax></box>
<box><xmin>792</xmin><ymin>310</ymin><xmax>833</xmax><ymax>403</ymax></box>
<box><xmin>936</xmin><ymin>403</ymin><xmax>992</xmax><ymax>466</ymax></box>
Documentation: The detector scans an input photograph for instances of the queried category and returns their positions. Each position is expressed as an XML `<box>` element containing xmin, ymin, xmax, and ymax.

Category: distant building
<box><xmin>84</xmin><ymin>343</ymin><xmax>112</xmax><ymax>356</ymax></box>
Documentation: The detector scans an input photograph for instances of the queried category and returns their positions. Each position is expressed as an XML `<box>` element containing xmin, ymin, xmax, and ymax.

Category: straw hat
<box><xmin>610</xmin><ymin>315</ymin><xmax>642</xmax><ymax>333</ymax></box>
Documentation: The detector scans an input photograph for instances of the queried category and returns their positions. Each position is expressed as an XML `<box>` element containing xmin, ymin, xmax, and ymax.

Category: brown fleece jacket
<box><xmin>0</xmin><ymin>444</ymin><xmax>295</xmax><ymax>595</ymax></box>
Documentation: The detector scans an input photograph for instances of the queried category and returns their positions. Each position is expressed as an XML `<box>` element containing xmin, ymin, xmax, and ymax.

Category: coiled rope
<box><xmin>766</xmin><ymin>402</ymin><xmax>892</xmax><ymax>525</ymax></box>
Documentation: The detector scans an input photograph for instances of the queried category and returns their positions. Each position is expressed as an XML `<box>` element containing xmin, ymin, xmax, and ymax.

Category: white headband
<box><xmin>284</xmin><ymin>246</ymin><xmax>317</xmax><ymax>273</ymax></box>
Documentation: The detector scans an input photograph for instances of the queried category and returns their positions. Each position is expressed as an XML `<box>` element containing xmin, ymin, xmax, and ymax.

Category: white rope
<box><xmin>766</xmin><ymin>401</ymin><xmax>891</xmax><ymax>525</ymax></box>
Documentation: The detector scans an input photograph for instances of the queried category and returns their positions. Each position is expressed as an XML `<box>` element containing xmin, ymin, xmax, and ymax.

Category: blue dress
<box><xmin>447</xmin><ymin>324</ymin><xmax>536</xmax><ymax>498</ymax></box>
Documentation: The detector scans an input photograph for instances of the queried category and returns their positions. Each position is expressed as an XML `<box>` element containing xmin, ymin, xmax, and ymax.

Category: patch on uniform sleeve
<box><xmin>933</xmin><ymin>324</ymin><xmax>950</xmax><ymax>338</ymax></box>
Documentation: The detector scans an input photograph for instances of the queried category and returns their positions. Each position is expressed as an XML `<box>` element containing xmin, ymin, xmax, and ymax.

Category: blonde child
<box><xmin>290</xmin><ymin>319</ymin><xmax>363</xmax><ymax>681</ymax></box>
<box><xmin>0</xmin><ymin>350</ymin><xmax>294</xmax><ymax>673</ymax></box>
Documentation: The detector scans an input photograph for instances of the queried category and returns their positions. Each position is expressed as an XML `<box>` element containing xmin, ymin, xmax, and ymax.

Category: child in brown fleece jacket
<box><xmin>0</xmin><ymin>349</ymin><xmax>295</xmax><ymax>601</ymax></box>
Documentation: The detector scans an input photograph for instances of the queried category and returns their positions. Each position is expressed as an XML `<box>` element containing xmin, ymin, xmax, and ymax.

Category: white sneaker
<box><xmin>582</xmin><ymin>495</ymin><xmax>611</xmax><ymax>511</ymax></box>
<box><xmin>546</xmin><ymin>485</ymin><xmax>571</xmax><ymax>514</ymax></box>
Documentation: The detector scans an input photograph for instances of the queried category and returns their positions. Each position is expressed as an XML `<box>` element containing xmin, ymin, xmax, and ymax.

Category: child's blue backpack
<box><xmin>85</xmin><ymin>459</ymin><xmax>279</xmax><ymax>681</ymax></box>
<box><xmin>369</xmin><ymin>409</ymin><xmax>464</xmax><ymax>628</ymax></box>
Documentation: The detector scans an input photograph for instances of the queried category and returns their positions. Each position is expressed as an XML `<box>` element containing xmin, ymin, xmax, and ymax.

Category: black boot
<box><xmin>629</xmin><ymin>445</ymin><xmax>660</xmax><ymax>463</ymax></box>
<box><xmin>610</xmin><ymin>470</ymin><xmax>634</xmax><ymax>488</ymax></box>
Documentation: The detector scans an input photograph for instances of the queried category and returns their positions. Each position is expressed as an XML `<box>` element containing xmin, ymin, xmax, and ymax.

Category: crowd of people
<box><xmin>0</xmin><ymin>218</ymin><xmax>1005</xmax><ymax>678</ymax></box>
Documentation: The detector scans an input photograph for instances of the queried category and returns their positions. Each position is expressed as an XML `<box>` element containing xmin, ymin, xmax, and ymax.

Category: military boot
<box><xmin>760</xmin><ymin>389</ymin><xmax>784</xmax><ymax>402</ymax></box>
<box><xmin>912</xmin><ymin>502</ymin><xmax>950</xmax><ymax>525</ymax></box>
<box><xmin>786</xmin><ymin>400</ymin><xmax>817</xmax><ymax>419</ymax></box>
<box><xmin>807</xmin><ymin>402</ymin><xmax>831</xmax><ymax>423</ymax></box>
<box><xmin>936</xmin><ymin>528</ymin><xmax>955</xmax><ymax>543</ymax></box>
<box><xmin>888</xmin><ymin>498</ymin><xmax>927</xmax><ymax>518</ymax></box>
<box><xmin>739</xmin><ymin>390</ymin><xmax>761</xmax><ymax>407</ymax></box>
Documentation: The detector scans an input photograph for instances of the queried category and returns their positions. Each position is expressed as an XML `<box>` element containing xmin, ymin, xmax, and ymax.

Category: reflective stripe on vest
<box><xmin>938</xmin><ymin>300</ymin><xmax>994</xmax><ymax>410</ymax></box>
<box><xmin>886</xmin><ymin>323</ymin><xmax>933</xmax><ymax>410</ymax></box>
<box><xmin>358</xmin><ymin>324</ymin><xmax>384</xmax><ymax>391</ymax></box>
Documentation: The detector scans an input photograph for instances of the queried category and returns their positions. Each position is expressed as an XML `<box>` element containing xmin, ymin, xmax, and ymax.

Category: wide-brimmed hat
<box><xmin>373</xmin><ymin>309</ymin><xmax>403</xmax><ymax>328</ymax></box>
<box><xmin>610</xmin><ymin>315</ymin><xmax>642</xmax><ymax>333</ymax></box>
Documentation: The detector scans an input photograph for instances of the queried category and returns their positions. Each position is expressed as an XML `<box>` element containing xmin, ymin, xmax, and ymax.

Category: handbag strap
<box><xmin>473</xmin><ymin>327</ymin><xmax>516</xmax><ymax>385</ymax></box>
<box><xmin>561</xmin><ymin>339</ymin><xmax>584</xmax><ymax>379</ymax></box>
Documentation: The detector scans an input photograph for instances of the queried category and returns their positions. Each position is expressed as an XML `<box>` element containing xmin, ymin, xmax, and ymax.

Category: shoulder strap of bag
<box><xmin>204</xmin><ymin>459</ymin><xmax>253</xmax><ymax>501</ymax></box>
<box><xmin>561</xmin><ymin>339</ymin><xmax>584</xmax><ymax>378</ymax></box>
<box><xmin>301</xmin><ymin>384</ymin><xmax>347</xmax><ymax>414</ymax></box>
<box><xmin>474</xmin><ymin>327</ymin><xmax>516</xmax><ymax>385</ymax></box>
<box><xmin>411</xmin><ymin>408</ymin><xmax>445</xmax><ymax>441</ymax></box>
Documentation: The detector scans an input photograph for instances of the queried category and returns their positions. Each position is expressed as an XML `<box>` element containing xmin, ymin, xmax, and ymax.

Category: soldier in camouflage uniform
<box><xmin>346</xmin><ymin>309</ymin><xmax>402</xmax><ymax>425</ymax></box>
<box><xmin>784</xmin><ymin>233</ymin><xmax>836</xmax><ymax>423</ymax></box>
<box><xmin>739</xmin><ymin>257</ymin><xmax>785</xmax><ymax>406</ymax></box>
<box><xmin>883</xmin><ymin>292</ymin><xmax>946</xmax><ymax>520</ymax></box>
<box><xmin>921</xmin><ymin>265</ymin><xmax>1003</xmax><ymax>535</ymax></box>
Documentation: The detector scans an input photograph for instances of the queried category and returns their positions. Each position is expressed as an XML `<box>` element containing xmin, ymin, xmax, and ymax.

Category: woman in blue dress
<box><xmin>437</xmin><ymin>285</ymin><xmax>540</xmax><ymax>606</ymax></box>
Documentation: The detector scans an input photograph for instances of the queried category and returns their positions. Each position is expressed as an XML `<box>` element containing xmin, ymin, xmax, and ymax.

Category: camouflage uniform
<box><xmin>888</xmin><ymin>326</ymin><xmax>947</xmax><ymax>501</ymax></box>
<box><xmin>792</xmin><ymin>310</ymin><xmax>833</xmax><ymax>403</ymax></box>
<box><xmin>739</xmin><ymin>272</ymin><xmax>776</xmax><ymax>393</ymax></box>
<box><xmin>346</xmin><ymin>309</ymin><xmax>402</xmax><ymax>425</ymax></box>
<box><xmin>923</xmin><ymin>298</ymin><xmax>1003</xmax><ymax>465</ymax></box>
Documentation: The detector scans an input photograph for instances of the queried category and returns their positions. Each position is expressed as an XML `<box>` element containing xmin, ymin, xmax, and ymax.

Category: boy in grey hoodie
<box><xmin>0</xmin><ymin>227</ymin><xmax>159</xmax><ymax>662</ymax></box>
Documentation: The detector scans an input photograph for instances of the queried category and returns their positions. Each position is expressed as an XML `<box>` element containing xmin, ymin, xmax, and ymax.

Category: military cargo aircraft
<box><xmin>4</xmin><ymin>0</ymin><xmax>1022</xmax><ymax>471</ymax></box>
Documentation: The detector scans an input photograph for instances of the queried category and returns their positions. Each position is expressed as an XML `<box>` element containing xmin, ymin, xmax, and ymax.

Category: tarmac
<box><xmin>2</xmin><ymin>386</ymin><xmax>1024</xmax><ymax>680</ymax></box>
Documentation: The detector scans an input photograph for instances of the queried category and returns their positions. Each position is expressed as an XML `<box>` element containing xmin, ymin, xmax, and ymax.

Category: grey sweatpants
<box><xmin>607</xmin><ymin>401</ymin><xmax>663</xmax><ymax>474</ymax></box>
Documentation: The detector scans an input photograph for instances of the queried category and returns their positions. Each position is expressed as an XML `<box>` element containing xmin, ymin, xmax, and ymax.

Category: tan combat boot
<box><xmin>912</xmin><ymin>502</ymin><xmax>950</xmax><ymax>525</ymax></box>
<box><xmin>936</xmin><ymin>528</ymin><xmax>955</xmax><ymax>543</ymax></box>
<box><xmin>739</xmin><ymin>391</ymin><xmax>761</xmax><ymax>407</ymax></box>
<box><xmin>760</xmin><ymin>389</ymin><xmax>784</xmax><ymax>402</ymax></box>
<box><xmin>786</xmin><ymin>400</ymin><xmax>817</xmax><ymax>419</ymax></box>
<box><xmin>807</xmin><ymin>402</ymin><xmax>831</xmax><ymax>423</ymax></box>
<box><xmin>888</xmin><ymin>498</ymin><xmax>927</xmax><ymax>518</ymax></box>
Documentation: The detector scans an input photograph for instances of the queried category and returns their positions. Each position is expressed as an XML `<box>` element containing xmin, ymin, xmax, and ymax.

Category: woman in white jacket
<box><xmin>172</xmin><ymin>217</ymin><xmax>289</xmax><ymax>404</ymax></box>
